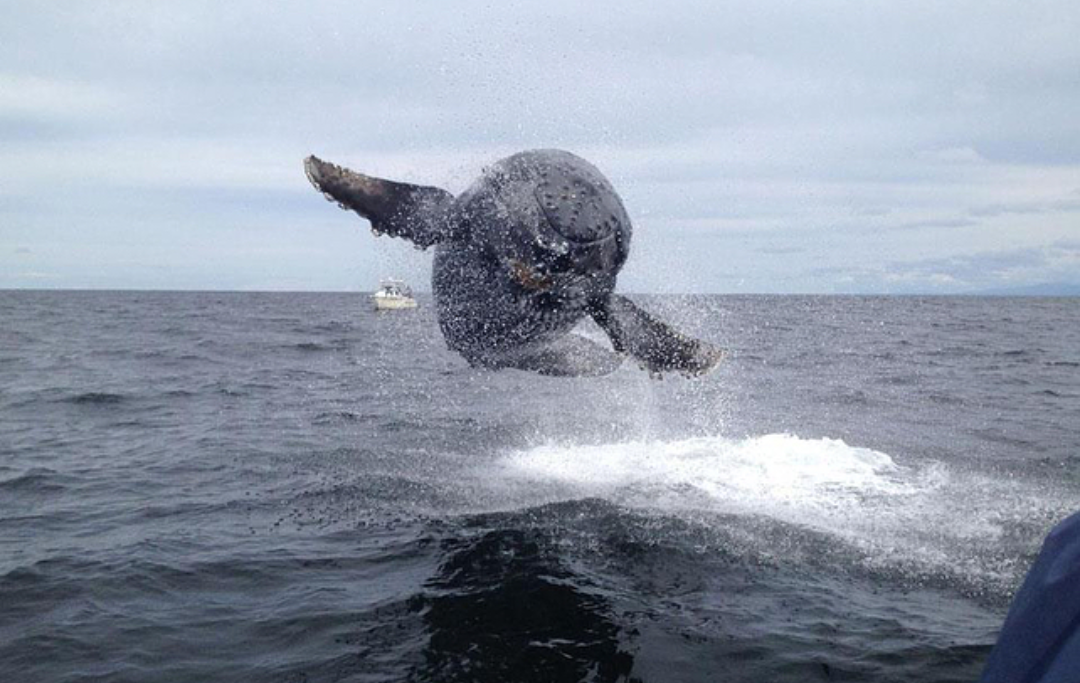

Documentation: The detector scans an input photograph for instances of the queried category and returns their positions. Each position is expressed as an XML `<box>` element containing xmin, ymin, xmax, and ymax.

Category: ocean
<box><xmin>1</xmin><ymin>290</ymin><xmax>1077</xmax><ymax>682</ymax></box>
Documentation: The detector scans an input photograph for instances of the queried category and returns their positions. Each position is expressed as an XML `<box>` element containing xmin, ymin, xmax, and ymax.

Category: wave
<box><xmin>312</xmin><ymin>410</ymin><xmax>363</xmax><ymax>425</ymax></box>
<box><xmin>499</xmin><ymin>434</ymin><xmax>942</xmax><ymax>526</ymax></box>
<box><xmin>291</xmin><ymin>341</ymin><xmax>333</xmax><ymax>352</ymax></box>
<box><xmin>63</xmin><ymin>392</ymin><xmax>127</xmax><ymax>405</ymax></box>
<box><xmin>0</xmin><ymin>468</ymin><xmax>67</xmax><ymax>494</ymax></box>
<box><xmin>492</xmin><ymin>433</ymin><xmax>1063</xmax><ymax>596</ymax></box>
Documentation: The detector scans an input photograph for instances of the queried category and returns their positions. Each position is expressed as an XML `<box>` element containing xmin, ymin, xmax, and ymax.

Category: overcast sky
<box><xmin>2</xmin><ymin>0</ymin><xmax>1078</xmax><ymax>293</ymax></box>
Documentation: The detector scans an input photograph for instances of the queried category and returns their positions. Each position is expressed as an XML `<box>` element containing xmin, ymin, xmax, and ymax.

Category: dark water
<box><xmin>1</xmin><ymin>291</ymin><xmax>1077</xmax><ymax>682</ymax></box>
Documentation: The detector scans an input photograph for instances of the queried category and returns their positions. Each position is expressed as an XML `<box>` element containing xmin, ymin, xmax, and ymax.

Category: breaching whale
<box><xmin>304</xmin><ymin>149</ymin><xmax>724</xmax><ymax>377</ymax></box>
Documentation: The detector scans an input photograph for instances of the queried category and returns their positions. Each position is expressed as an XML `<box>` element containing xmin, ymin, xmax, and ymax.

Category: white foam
<box><xmin>491</xmin><ymin>432</ymin><xmax>1076</xmax><ymax>593</ymax></box>
<box><xmin>499</xmin><ymin>433</ymin><xmax>950</xmax><ymax>543</ymax></box>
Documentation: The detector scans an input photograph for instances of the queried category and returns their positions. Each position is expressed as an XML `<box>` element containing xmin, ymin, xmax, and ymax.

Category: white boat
<box><xmin>370</xmin><ymin>279</ymin><xmax>418</xmax><ymax>310</ymax></box>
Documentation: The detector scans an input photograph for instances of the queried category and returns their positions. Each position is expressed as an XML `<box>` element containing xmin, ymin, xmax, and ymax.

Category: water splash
<box><xmin>495</xmin><ymin>433</ymin><xmax>1030</xmax><ymax>592</ymax></box>
<box><xmin>501</xmin><ymin>433</ymin><xmax>943</xmax><ymax>526</ymax></box>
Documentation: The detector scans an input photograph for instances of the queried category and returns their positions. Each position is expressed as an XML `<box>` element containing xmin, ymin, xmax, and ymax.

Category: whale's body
<box><xmin>305</xmin><ymin>149</ymin><xmax>723</xmax><ymax>377</ymax></box>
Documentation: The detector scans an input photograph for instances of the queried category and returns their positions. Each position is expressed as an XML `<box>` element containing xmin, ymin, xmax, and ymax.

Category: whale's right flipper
<box><xmin>589</xmin><ymin>294</ymin><xmax>725</xmax><ymax>378</ymax></box>
<box><xmin>304</xmin><ymin>156</ymin><xmax>455</xmax><ymax>248</ymax></box>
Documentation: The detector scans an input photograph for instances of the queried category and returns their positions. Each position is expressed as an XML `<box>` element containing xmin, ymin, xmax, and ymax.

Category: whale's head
<box><xmin>456</xmin><ymin>150</ymin><xmax>631</xmax><ymax>294</ymax></box>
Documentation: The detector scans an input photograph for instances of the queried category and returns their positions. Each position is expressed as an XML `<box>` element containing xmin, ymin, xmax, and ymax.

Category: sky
<box><xmin>1</xmin><ymin>0</ymin><xmax>1078</xmax><ymax>294</ymax></box>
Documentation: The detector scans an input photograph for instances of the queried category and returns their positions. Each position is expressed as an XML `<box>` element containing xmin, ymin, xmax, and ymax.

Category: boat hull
<box><xmin>372</xmin><ymin>296</ymin><xmax>418</xmax><ymax>310</ymax></box>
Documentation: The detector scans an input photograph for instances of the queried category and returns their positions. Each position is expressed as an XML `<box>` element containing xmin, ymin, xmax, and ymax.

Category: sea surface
<box><xmin>1</xmin><ymin>290</ymin><xmax>1077</xmax><ymax>682</ymax></box>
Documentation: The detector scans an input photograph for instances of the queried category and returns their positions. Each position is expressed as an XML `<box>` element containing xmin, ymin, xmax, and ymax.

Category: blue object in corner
<box><xmin>981</xmin><ymin>510</ymin><xmax>1080</xmax><ymax>683</ymax></box>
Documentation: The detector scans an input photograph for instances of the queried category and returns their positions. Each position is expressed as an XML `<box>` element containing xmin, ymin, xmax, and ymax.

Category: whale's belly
<box><xmin>432</xmin><ymin>245</ymin><xmax>593</xmax><ymax>365</ymax></box>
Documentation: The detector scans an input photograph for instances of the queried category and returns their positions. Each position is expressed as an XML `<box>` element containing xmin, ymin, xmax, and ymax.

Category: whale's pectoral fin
<box><xmin>304</xmin><ymin>155</ymin><xmax>455</xmax><ymax>248</ymax></box>
<box><xmin>503</xmin><ymin>335</ymin><xmax>624</xmax><ymax>377</ymax></box>
<box><xmin>589</xmin><ymin>294</ymin><xmax>725</xmax><ymax>378</ymax></box>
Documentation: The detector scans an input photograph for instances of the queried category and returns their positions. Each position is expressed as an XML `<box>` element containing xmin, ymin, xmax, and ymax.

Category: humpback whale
<box><xmin>304</xmin><ymin>149</ymin><xmax>724</xmax><ymax>377</ymax></box>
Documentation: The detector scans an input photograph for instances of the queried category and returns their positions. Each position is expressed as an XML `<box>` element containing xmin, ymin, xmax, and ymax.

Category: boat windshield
<box><xmin>378</xmin><ymin>280</ymin><xmax>412</xmax><ymax>297</ymax></box>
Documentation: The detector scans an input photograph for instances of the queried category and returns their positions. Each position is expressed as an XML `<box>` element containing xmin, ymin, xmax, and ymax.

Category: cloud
<box><xmin>885</xmin><ymin>217</ymin><xmax>981</xmax><ymax>232</ymax></box>
<box><xmin>0</xmin><ymin>74</ymin><xmax>125</xmax><ymax>119</ymax></box>
<box><xmin>756</xmin><ymin>246</ymin><xmax>807</xmax><ymax>256</ymax></box>
<box><xmin>813</xmin><ymin>243</ymin><xmax>1080</xmax><ymax>294</ymax></box>
<box><xmin>1</xmin><ymin>1</ymin><xmax>1079</xmax><ymax>291</ymax></box>
<box><xmin>969</xmin><ymin>196</ymin><xmax>1080</xmax><ymax>218</ymax></box>
<box><xmin>917</xmin><ymin>147</ymin><xmax>988</xmax><ymax>165</ymax></box>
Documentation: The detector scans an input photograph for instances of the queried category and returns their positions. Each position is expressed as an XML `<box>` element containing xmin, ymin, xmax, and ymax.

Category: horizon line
<box><xmin>2</xmin><ymin>286</ymin><xmax>1077</xmax><ymax>298</ymax></box>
